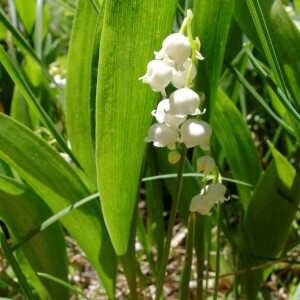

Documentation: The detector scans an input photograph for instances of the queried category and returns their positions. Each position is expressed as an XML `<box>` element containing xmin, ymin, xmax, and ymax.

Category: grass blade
<box><xmin>0</xmin><ymin>175</ymin><xmax>68</xmax><ymax>299</ymax></box>
<box><xmin>0</xmin><ymin>47</ymin><xmax>80</xmax><ymax>167</ymax></box>
<box><xmin>245</xmin><ymin>0</ymin><xmax>288</xmax><ymax>97</ymax></box>
<box><xmin>244</xmin><ymin>46</ymin><xmax>300</xmax><ymax>126</ymax></box>
<box><xmin>0</xmin><ymin>228</ymin><xmax>36</xmax><ymax>300</ymax></box>
<box><xmin>37</xmin><ymin>273</ymin><xmax>84</xmax><ymax>297</ymax></box>
<box><xmin>226</xmin><ymin>59</ymin><xmax>294</xmax><ymax>135</ymax></box>
<box><xmin>11</xmin><ymin>193</ymin><xmax>99</xmax><ymax>251</ymax></box>
<box><xmin>0</xmin><ymin>7</ymin><xmax>51</xmax><ymax>80</ymax></box>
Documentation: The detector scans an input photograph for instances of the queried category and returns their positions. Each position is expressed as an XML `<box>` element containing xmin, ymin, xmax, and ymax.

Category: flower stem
<box><xmin>155</xmin><ymin>145</ymin><xmax>187</xmax><ymax>300</ymax></box>
<box><xmin>179</xmin><ymin>212</ymin><xmax>195</xmax><ymax>300</ymax></box>
<box><xmin>213</xmin><ymin>202</ymin><xmax>221</xmax><ymax>300</ymax></box>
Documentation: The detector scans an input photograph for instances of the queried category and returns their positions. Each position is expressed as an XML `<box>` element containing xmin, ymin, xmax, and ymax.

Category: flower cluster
<box><xmin>140</xmin><ymin>10</ymin><xmax>227</xmax><ymax>216</ymax></box>
<box><xmin>141</xmin><ymin>13</ymin><xmax>209</xmax><ymax>151</ymax></box>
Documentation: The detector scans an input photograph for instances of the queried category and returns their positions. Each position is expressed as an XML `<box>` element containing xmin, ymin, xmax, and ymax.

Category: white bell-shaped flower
<box><xmin>139</xmin><ymin>60</ymin><xmax>172</xmax><ymax>96</ymax></box>
<box><xmin>152</xmin><ymin>99</ymin><xmax>187</xmax><ymax>128</ymax></box>
<box><xmin>179</xmin><ymin>119</ymin><xmax>212</xmax><ymax>149</ymax></box>
<box><xmin>189</xmin><ymin>183</ymin><xmax>227</xmax><ymax>215</ymax></box>
<box><xmin>154</xmin><ymin>33</ymin><xmax>191</xmax><ymax>68</ymax></box>
<box><xmin>171</xmin><ymin>58</ymin><xmax>197</xmax><ymax>89</ymax></box>
<box><xmin>145</xmin><ymin>123</ymin><xmax>179</xmax><ymax>150</ymax></box>
<box><xmin>166</xmin><ymin>88</ymin><xmax>202</xmax><ymax>116</ymax></box>
<box><xmin>206</xmin><ymin>183</ymin><xmax>227</xmax><ymax>203</ymax></box>
<box><xmin>197</xmin><ymin>156</ymin><xmax>216</xmax><ymax>176</ymax></box>
<box><xmin>189</xmin><ymin>194</ymin><xmax>214</xmax><ymax>215</ymax></box>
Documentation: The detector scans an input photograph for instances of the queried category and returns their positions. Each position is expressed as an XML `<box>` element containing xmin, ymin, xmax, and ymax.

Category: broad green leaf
<box><xmin>211</xmin><ymin>89</ymin><xmax>263</xmax><ymax>208</ymax></box>
<box><xmin>193</xmin><ymin>0</ymin><xmax>234</xmax><ymax>110</ymax></box>
<box><xmin>65</xmin><ymin>0</ymin><xmax>100</xmax><ymax>182</ymax></box>
<box><xmin>233</xmin><ymin>0</ymin><xmax>300</xmax><ymax>109</ymax></box>
<box><xmin>0</xmin><ymin>113</ymin><xmax>117</xmax><ymax>298</ymax></box>
<box><xmin>96</xmin><ymin>0</ymin><xmax>177</xmax><ymax>255</ymax></box>
<box><xmin>0</xmin><ymin>175</ymin><xmax>68</xmax><ymax>299</ymax></box>
<box><xmin>240</xmin><ymin>142</ymin><xmax>300</xmax><ymax>299</ymax></box>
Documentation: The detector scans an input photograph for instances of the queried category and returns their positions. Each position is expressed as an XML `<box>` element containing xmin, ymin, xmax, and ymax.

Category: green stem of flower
<box><xmin>213</xmin><ymin>202</ymin><xmax>222</xmax><ymax>300</ymax></box>
<box><xmin>185</xmin><ymin>49</ymin><xmax>196</xmax><ymax>88</ymax></box>
<box><xmin>179</xmin><ymin>212</ymin><xmax>195</xmax><ymax>300</ymax></box>
<box><xmin>179</xmin><ymin>11</ymin><xmax>191</xmax><ymax>34</ymax></box>
<box><xmin>155</xmin><ymin>145</ymin><xmax>187</xmax><ymax>300</ymax></box>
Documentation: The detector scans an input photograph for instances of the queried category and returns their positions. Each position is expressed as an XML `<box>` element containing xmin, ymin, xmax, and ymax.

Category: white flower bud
<box><xmin>171</xmin><ymin>58</ymin><xmax>197</xmax><ymax>89</ymax></box>
<box><xmin>145</xmin><ymin>123</ymin><xmax>179</xmax><ymax>150</ymax></box>
<box><xmin>154</xmin><ymin>33</ymin><xmax>191</xmax><ymax>68</ymax></box>
<box><xmin>197</xmin><ymin>156</ymin><xmax>216</xmax><ymax>176</ymax></box>
<box><xmin>168</xmin><ymin>150</ymin><xmax>181</xmax><ymax>164</ymax></box>
<box><xmin>152</xmin><ymin>99</ymin><xmax>187</xmax><ymax>128</ymax></box>
<box><xmin>166</xmin><ymin>88</ymin><xmax>202</xmax><ymax>116</ymax></box>
<box><xmin>179</xmin><ymin>119</ymin><xmax>212</xmax><ymax>149</ymax></box>
<box><xmin>139</xmin><ymin>60</ymin><xmax>172</xmax><ymax>96</ymax></box>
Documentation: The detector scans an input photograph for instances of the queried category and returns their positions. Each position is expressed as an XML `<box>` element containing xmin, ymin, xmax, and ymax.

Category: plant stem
<box><xmin>179</xmin><ymin>212</ymin><xmax>195</xmax><ymax>300</ymax></box>
<box><xmin>195</xmin><ymin>215</ymin><xmax>205</xmax><ymax>300</ymax></box>
<box><xmin>155</xmin><ymin>145</ymin><xmax>187</xmax><ymax>300</ymax></box>
<box><xmin>213</xmin><ymin>202</ymin><xmax>221</xmax><ymax>300</ymax></box>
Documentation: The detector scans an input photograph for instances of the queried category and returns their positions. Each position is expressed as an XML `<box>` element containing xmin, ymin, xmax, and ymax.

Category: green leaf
<box><xmin>96</xmin><ymin>0</ymin><xmax>178</xmax><ymax>255</ymax></box>
<box><xmin>0</xmin><ymin>228</ymin><xmax>36</xmax><ymax>300</ymax></box>
<box><xmin>244</xmin><ymin>46</ymin><xmax>300</xmax><ymax>128</ymax></box>
<box><xmin>0</xmin><ymin>113</ymin><xmax>117</xmax><ymax>298</ymax></box>
<box><xmin>0</xmin><ymin>175</ymin><xmax>68</xmax><ymax>299</ymax></box>
<box><xmin>193</xmin><ymin>0</ymin><xmax>234</xmax><ymax>110</ymax></box>
<box><xmin>211</xmin><ymin>89</ymin><xmax>263</xmax><ymax>208</ymax></box>
<box><xmin>37</xmin><ymin>273</ymin><xmax>85</xmax><ymax>297</ymax></box>
<box><xmin>240</xmin><ymin>142</ymin><xmax>300</xmax><ymax>299</ymax></box>
<box><xmin>0</xmin><ymin>46</ymin><xmax>80</xmax><ymax>167</ymax></box>
<box><xmin>0</xmin><ymin>7</ymin><xmax>50</xmax><ymax>80</ymax></box>
<box><xmin>13</xmin><ymin>0</ymin><xmax>36</xmax><ymax>35</ymax></box>
<box><xmin>233</xmin><ymin>0</ymin><xmax>300</xmax><ymax>109</ymax></box>
<box><xmin>292</xmin><ymin>282</ymin><xmax>300</xmax><ymax>300</ymax></box>
<box><xmin>65</xmin><ymin>0</ymin><xmax>101</xmax><ymax>182</ymax></box>
<box><xmin>227</xmin><ymin>58</ymin><xmax>294</xmax><ymax>135</ymax></box>
<box><xmin>10</xmin><ymin>54</ymin><xmax>42</xmax><ymax>130</ymax></box>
